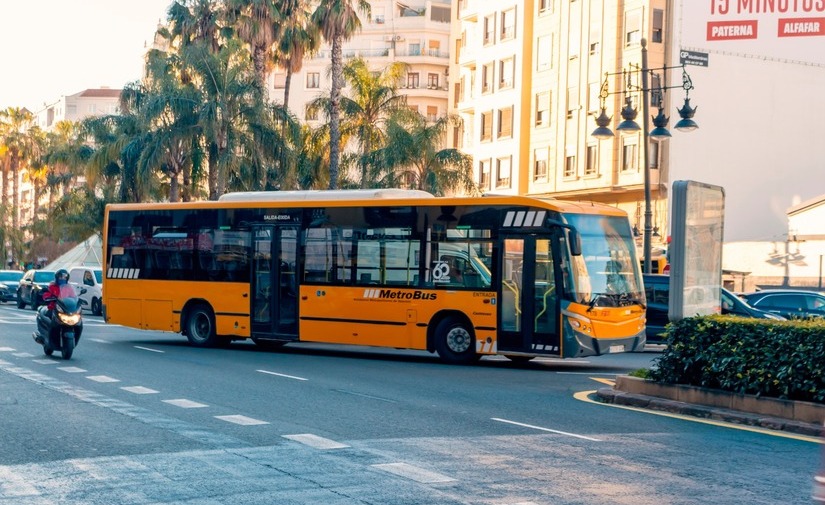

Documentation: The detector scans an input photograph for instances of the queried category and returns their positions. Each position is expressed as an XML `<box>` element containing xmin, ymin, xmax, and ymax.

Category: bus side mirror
<box><xmin>569</xmin><ymin>229</ymin><xmax>582</xmax><ymax>256</ymax></box>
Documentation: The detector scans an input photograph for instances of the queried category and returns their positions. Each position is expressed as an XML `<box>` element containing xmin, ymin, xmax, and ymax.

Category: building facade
<box><xmin>35</xmin><ymin>88</ymin><xmax>121</xmax><ymax>131</ymax></box>
<box><xmin>449</xmin><ymin>0</ymin><xmax>672</xmax><ymax>251</ymax></box>
<box><xmin>268</xmin><ymin>0</ymin><xmax>452</xmax><ymax>149</ymax></box>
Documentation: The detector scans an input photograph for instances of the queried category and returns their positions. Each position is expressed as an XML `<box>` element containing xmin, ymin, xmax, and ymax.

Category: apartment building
<box><xmin>35</xmin><ymin>88</ymin><xmax>121</xmax><ymax>131</ymax></box>
<box><xmin>269</xmin><ymin>0</ymin><xmax>452</xmax><ymax>133</ymax></box>
<box><xmin>450</xmin><ymin>0</ymin><xmax>672</xmax><ymax>247</ymax></box>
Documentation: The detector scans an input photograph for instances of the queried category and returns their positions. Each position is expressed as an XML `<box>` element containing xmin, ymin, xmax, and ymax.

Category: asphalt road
<box><xmin>0</xmin><ymin>302</ymin><xmax>820</xmax><ymax>504</ymax></box>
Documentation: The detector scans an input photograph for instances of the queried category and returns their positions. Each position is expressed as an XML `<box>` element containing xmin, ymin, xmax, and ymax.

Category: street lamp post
<box><xmin>592</xmin><ymin>38</ymin><xmax>698</xmax><ymax>274</ymax></box>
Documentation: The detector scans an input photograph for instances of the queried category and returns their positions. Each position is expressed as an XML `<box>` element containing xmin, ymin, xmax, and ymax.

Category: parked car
<box><xmin>69</xmin><ymin>266</ymin><xmax>103</xmax><ymax>315</ymax></box>
<box><xmin>17</xmin><ymin>269</ymin><xmax>56</xmax><ymax>310</ymax></box>
<box><xmin>643</xmin><ymin>274</ymin><xmax>785</xmax><ymax>343</ymax></box>
<box><xmin>739</xmin><ymin>289</ymin><xmax>825</xmax><ymax>320</ymax></box>
<box><xmin>0</xmin><ymin>269</ymin><xmax>24</xmax><ymax>303</ymax></box>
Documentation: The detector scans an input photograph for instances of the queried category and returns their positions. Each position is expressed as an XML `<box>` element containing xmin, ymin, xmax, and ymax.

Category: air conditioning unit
<box><xmin>395</xmin><ymin>35</ymin><xmax>404</xmax><ymax>41</ymax></box>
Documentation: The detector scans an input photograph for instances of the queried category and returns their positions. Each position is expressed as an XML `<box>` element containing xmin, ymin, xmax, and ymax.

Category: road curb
<box><xmin>595</xmin><ymin>376</ymin><xmax>825</xmax><ymax>438</ymax></box>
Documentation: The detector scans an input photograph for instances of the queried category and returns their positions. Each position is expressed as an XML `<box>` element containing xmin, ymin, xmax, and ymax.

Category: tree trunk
<box><xmin>328</xmin><ymin>32</ymin><xmax>343</xmax><ymax>190</ymax></box>
<box><xmin>1</xmin><ymin>156</ymin><xmax>8</xmax><ymax>223</ymax></box>
<box><xmin>283</xmin><ymin>66</ymin><xmax>293</xmax><ymax>113</ymax></box>
<box><xmin>11</xmin><ymin>153</ymin><xmax>19</xmax><ymax>232</ymax></box>
<box><xmin>182</xmin><ymin>164</ymin><xmax>191</xmax><ymax>202</ymax></box>
<box><xmin>208</xmin><ymin>142</ymin><xmax>218</xmax><ymax>200</ymax></box>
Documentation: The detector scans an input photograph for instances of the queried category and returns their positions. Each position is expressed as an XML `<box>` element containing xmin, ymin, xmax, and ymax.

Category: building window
<box><xmin>585</xmin><ymin>145</ymin><xmax>598</xmax><ymax>175</ymax></box>
<box><xmin>649</xmin><ymin>140</ymin><xmax>660</xmax><ymax>169</ymax></box>
<box><xmin>539</xmin><ymin>0</ymin><xmax>551</xmax><ymax>14</ymax></box>
<box><xmin>427</xmin><ymin>73</ymin><xmax>439</xmax><ymax>89</ymax></box>
<box><xmin>305</xmin><ymin>104</ymin><xmax>318</xmax><ymax>121</ymax></box>
<box><xmin>566</xmin><ymin>87</ymin><xmax>578</xmax><ymax>118</ymax></box>
<box><xmin>479</xmin><ymin>159</ymin><xmax>491</xmax><ymax>189</ymax></box>
<box><xmin>652</xmin><ymin>9</ymin><xmax>664</xmax><ymax>43</ymax></box>
<box><xmin>496</xmin><ymin>156</ymin><xmax>511</xmax><ymax>188</ymax></box>
<box><xmin>409</xmin><ymin>42</ymin><xmax>421</xmax><ymax>56</ymax></box>
<box><xmin>536</xmin><ymin>92</ymin><xmax>550</xmax><ymax>127</ymax></box>
<box><xmin>406</xmin><ymin>73</ymin><xmax>420</xmax><ymax>88</ymax></box>
<box><xmin>428</xmin><ymin>40</ymin><xmax>441</xmax><ymax>57</ymax></box>
<box><xmin>426</xmin><ymin>105</ymin><xmax>438</xmax><ymax>122</ymax></box>
<box><xmin>455</xmin><ymin>81</ymin><xmax>462</xmax><ymax>103</ymax></box>
<box><xmin>587</xmin><ymin>82</ymin><xmax>600</xmax><ymax>114</ymax></box>
<box><xmin>650</xmin><ymin>74</ymin><xmax>662</xmax><ymax>107</ymax></box>
<box><xmin>501</xmin><ymin>8</ymin><xmax>516</xmax><ymax>40</ymax></box>
<box><xmin>499</xmin><ymin>57</ymin><xmax>514</xmax><ymax>89</ymax></box>
<box><xmin>307</xmin><ymin>72</ymin><xmax>320</xmax><ymax>88</ymax></box>
<box><xmin>622</xmin><ymin>142</ymin><xmax>638</xmax><ymax>171</ymax></box>
<box><xmin>484</xmin><ymin>14</ymin><xmax>496</xmax><ymax>45</ymax></box>
<box><xmin>408</xmin><ymin>105</ymin><xmax>419</xmax><ymax>113</ymax></box>
<box><xmin>481</xmin><ymin>63</ymin><xmax>493</xmax><ymax>93</ymax></box>
<box><xmin>625</xmin><ymin>10</ymin><xmax>642</xmax><ymax>46</ymax></box>
<box><xmin>497</xmin><ymin>106</ymin><xmax>513</xmax><ymax>138</ymax></box>
<box><xmin>273</xmin><ymin>74</ymin><xmax>286</xmax><ymax>89</ymax></box>
<box><xmin>480</xmin><ymin>111</ymin><xmax>493</xmax><ymax>141</ymax></box>
<box><xmin>536</xmin><ymin>35</ymin><xmax>551</xmax><ymax>71</ymax></box>
<box><xmin>534</xmin><ymin>148</ymin><xmax>548</xmax><ymax>181</ymax></box>
<box><xmin>564</xmin><ymin>155</ymin><xmax>577</xmax><ymax>178</ymax></box>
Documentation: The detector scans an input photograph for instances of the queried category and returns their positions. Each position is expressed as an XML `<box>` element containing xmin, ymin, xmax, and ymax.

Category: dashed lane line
<box><xmin>256</xmin><ymin>369</ymin><xmax>308</xmax><ymax>381</ymax></box>
<box><xmin>215</xmin><ymin>415</ymin><xmax>269</xmax><ymax>426</ymax></box>
<box><xmin>282</xmin><ymin>433</ymin><xmax>350</xmax><ymax>449</ymax></box>
<box><xmin>491</xmin><ymin>417</ymin><xmax>602</xmax><ymax>442</ymax></box>
<box><xmin>371</xmin><ymin>463</ymin><xmax>456</xmax><ymax>484</ymax></box>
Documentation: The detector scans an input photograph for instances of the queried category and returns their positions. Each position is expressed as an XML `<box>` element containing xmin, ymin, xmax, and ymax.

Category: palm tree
<box><xmin>0</xmin><ymin>108</ymin><xmax>38</xmax><ymax>233</ymax></box>
<box><xmin>372</xmin><ymin>113</ymin><xmax>476</xmax><ymax>196</ymax></box>
<box><xmin>310</xmin><ymin>0</ymin><xmax>370</xmax><ymax>189</ymax></box>
<box><xmin>225</xmin><ymin>0</ymin><xmax>281</xmax><ymax>91</ymax></box>
<box><xmin>339</xmin><ymin>57</ymin><xmax>407</xmax><ymax>188</ymax></box>
<box><xmin>272</xmin><ymin>0</ymin><xmax>318</xmax><ymax>112</ymax></box>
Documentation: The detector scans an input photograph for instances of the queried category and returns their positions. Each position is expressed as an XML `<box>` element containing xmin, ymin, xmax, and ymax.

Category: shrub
<box><xmin>648</xmin><ymin>315</ymin><xmax>825</xmax><ymax>403</ymax></box>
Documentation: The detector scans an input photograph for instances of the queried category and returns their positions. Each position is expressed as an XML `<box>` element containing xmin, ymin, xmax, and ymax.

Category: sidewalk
<box><xmin>596</xmin><ymin>375</ymin><xmax>825</xmax><ymax>438</ymax></box>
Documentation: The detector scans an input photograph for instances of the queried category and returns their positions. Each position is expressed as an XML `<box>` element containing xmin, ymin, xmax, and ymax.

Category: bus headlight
<box><xmin>568</xmin><ymin>317</ymin><xmax>592</xmax><ymax>334</ymax></box>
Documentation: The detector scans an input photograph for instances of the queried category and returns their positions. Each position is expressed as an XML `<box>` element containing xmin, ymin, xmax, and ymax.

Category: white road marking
<box><xmin>13</xmin><ymin>353</ymin><xmax>33</xmax><ymax>357</ymax></box>
<box><xmin>491</xmin><ymin>418</ymin><xmax>602</xmax><ymax>442</ymax></box>
<box><xmin>87</xmin><ymin>338</ymin><xmax>110</xmax><ymax>344</ymax></box>
<box><xmin>371</xmin><ymin>463</ymin><xmax>455</xmax><ymax>483</ymax></box>
<box><xmin>282</xmin><ymin>434</ymin><xmax>350</xmax><ymax>450</ymax></box>
<box><xmin>86</xmin><ymin>375</ymin><xmax>120</xmax><ymax>383</ymax></box>
<box><xmin>121</xmin><ymin>386</ymin><xmax>159</xmax><ymax>394</ymax></box>
<box><xmin>256</xmin><ymin>369</ymin><xmax>308</xmax><ymax>381</ymax></box>
<box><xmin>134</xmin><ymin>346</ymin><xmax>164</xmax><ymax>353</ymax></box>
<box><xmin>32</xmin><ymin>359</ymin><xmax>57</xmax><ymax>365</ymax></box>
<box><xmin>0</xmin><ymin>360</ymin><xmax>10</xmax><ymax>366</ymax></box>
<box><xmin>0</xmin><ymin>347</ymin><xmax>14</xmax><ymax>352</ymax></box>
<box><xmin>57</xmin><ymin>366</ymin><xmax>86</xmax><ymax>373</ymax></box>
<box><xmin>215</xmin><ymin>415</ymin><xmax>269</xmax><ymax>426</ymax></box>
<box><xmin>163</xmin><ymin>399</ymin><xmax>208</xmax><ymax>409</ymax></box>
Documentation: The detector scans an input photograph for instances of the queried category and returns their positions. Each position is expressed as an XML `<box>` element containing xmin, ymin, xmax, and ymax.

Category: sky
<box><xmin>0</xmin><ymin>0</ymin><xmax>175</xmax><ymax>112</ymax></box>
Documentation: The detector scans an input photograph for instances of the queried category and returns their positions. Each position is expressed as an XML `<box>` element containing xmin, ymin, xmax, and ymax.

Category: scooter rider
<box><xmin>34</xmin><ymin>269</ymin><xmax>69</xmax><ymax>344</ymax></box>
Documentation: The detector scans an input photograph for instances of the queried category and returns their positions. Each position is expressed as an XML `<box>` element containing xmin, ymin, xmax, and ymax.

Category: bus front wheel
<box><xmin>185</xmin><ymin>304</ymin><xmax>218</xmax><ymax>347</ymax></box>
<box><xmin>434</xmin><ymin>316</ymin><xmax>477</xmax><ymax>365</ymax></box>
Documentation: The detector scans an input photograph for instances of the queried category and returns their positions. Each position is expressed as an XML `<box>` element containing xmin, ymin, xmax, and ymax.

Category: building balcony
<box><xmin>458</xmin><ymin>0</ymin><xmax>478</xmax><ymax>21</ymax></box>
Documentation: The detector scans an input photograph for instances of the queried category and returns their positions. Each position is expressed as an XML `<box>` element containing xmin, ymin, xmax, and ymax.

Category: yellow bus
<box><xmin>102</xmin><ymin>190</ymin><xmax>646</xmax><ymax>364</ymax></box>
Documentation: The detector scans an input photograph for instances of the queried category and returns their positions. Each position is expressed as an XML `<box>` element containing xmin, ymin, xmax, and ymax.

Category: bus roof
<box><xmin>107</xmin><ymin>192</ymin><xmax>626</xmax><ymax>217</ymax></box>
<box><xmin>218</xmin><ymin>189</ymin><xmax>435</xmax><ymax>201</ymax></box>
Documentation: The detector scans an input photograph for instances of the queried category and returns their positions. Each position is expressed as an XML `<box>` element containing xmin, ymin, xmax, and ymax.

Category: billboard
<box><xmin>680</xmin><ymin>1</ymin><xmax>825</xmax><ymax>66</ymax></box>
<box><xmin>669</xmin><ymin>181</ymin><xmax>725</xmax><ymax>321</ymax></box>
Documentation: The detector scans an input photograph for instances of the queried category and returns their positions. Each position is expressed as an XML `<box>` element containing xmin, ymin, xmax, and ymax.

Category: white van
<box><xmin>69</xmin><ymin>266</ymin><xmax>103</xmax><ymax>316</ymax></box>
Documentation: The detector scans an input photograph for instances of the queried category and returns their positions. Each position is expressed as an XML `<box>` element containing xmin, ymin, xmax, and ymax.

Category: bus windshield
<box><xmin>563</xmin><ymin>213</ymin><xmax>644</xmax><ymax>305</ymax></box>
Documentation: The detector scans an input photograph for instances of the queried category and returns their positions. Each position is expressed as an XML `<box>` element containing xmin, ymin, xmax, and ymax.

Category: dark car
<box><xmin>17</xmin><ymin>269</ymin><xmax>56</xmax><ymax>310</ymax></box>
<box><xmin>740</xmin><ymin>289</ymin><xmax>825</xmax><ymax>320</ymax></box>
<box><xmin>643</xmin><ymin>274</ymin><xmax>785</xmax><ymax>343</ymax></box>
<box><xmin>0</xmin><ymin>269</ymin><xmax>23</xmax><ymax>303</ymax></box>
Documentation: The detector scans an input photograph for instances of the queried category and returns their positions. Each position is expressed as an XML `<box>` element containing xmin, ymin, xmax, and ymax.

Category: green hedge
<box><xmin>648</xmin><ymin>315</ymin><xmax>825</xmax><ymax>403</ymax></box>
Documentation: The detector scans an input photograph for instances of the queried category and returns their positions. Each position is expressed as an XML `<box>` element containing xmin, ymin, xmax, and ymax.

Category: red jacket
<box><xmin>45</xmin><ymin>282</ymin><xmax>61</xmax><ymax>310</ymax></box>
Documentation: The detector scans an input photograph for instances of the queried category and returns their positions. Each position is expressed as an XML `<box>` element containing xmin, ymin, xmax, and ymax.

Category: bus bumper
<box><xmin>565</xmin><ymin>326</ymin><xmax>646</xmax><ymax>357</ymax></box>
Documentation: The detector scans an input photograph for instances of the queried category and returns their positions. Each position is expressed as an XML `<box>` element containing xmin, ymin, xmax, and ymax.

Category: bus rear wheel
<box><xmin>185</xmin><ymin>304</ymin><xmax>219</xmax><ymax>347</ymax></box>
<box><xmin>434</xmin><ymin>316</ymin><xmax>477</xmax><ymax>365</ymax></box>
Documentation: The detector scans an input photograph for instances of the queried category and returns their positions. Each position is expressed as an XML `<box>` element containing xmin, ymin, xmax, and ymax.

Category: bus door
<box><xmin>251</xmin><ymin>225</ymin><xmax>299</xmax><ymax>339</ymax></box>
<box><xmin>498</xmin><ymin>235</ymin><xmax>561</xmax><ymax>355</ymax></box>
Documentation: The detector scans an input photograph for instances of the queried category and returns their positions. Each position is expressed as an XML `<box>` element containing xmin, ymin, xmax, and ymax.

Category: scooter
<box><xmin>33</xmin><ymin>284</ymin><xmax>84</xmax><ymax>360</ymax></box>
